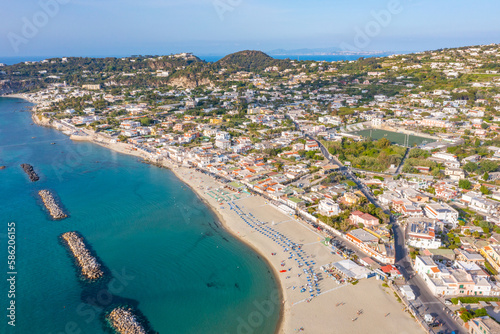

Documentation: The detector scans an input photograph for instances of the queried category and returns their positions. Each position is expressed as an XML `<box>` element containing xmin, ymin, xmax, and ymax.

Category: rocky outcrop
<box><xmin>61</xmin><ymin>232</ymin><xmax>104</xmax><ymax>281</ymax></box>
<box><xmin>168</xmin><ymin>76</ymin><xmax>211</xmax><ymax>89</ymax></box>
<box><xmin>21</xmin><ymin>163</ymin><xmax>39</xmax><ymax>182</ymax></box>
<box><xmin>39</xmin><ymin>190</ymin><xmax>67</xmax><ymax>219</ymax></box>
<box><xmin>0</xmin><ymin>80</ymin><xmax>41</xmax><ymax>95</ymax></box>
<box><xmin>107</xmin><ymin>307</ymin><xmax>147</xmax><ymax>334</ymax></box>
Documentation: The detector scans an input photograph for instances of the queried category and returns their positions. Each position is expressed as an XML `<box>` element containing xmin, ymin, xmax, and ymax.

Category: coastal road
<box><xmin>393</xmin><ymin>223</ymin><xmax>465</xmax><ymax>334</ymax></box>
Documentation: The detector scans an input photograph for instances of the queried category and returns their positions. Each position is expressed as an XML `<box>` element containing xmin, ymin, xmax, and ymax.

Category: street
<box><xmin>311</xmin><ymin>134</ymin><xmax>466</xmax><ymax>334</ymax></box>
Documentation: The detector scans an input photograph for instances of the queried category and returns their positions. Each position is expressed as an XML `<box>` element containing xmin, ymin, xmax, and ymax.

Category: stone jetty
<box><xmin>61</xmin><ymin>232</ymin><xmax>104</xmax><ymax>280</ymax></box>
<box><xmin>107</xmin><ymin>307</ymin><xmax>147</xmax><ymax>334</ymax></box>
<box><xmin>39</xmin><ymin>190</ymin><xmax>67</xmax><ymax>219</ymax></box>
<box><xmin>20</xmin><ymin>163</ymin><xmax>39</xmax><ymax>181</ymax></box>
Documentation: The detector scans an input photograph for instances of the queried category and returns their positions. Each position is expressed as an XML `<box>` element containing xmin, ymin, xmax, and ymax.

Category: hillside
<box><xmin>214</xmin><ymin>50</ymin><xmax>291</xmax><ymax>72</ymax></box>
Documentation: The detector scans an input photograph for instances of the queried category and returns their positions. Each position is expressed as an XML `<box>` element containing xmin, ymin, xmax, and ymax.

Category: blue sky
<box><xmin>1</xmin><ymin>0</ymin><xmax>499</xmax><ymax>57</ymax></box>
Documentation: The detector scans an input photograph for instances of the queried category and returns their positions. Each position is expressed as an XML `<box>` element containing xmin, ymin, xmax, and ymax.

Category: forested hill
<box><xmin>213</xmin><ymin>50</ymin><xmax>292</xmax><ymax>72</ymax></box>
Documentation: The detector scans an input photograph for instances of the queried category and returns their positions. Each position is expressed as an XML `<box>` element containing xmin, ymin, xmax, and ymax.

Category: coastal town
<box><xmin>2</xmin><ymin>43</ymin><xmax>500</xmax><ymax>333</ymax></box>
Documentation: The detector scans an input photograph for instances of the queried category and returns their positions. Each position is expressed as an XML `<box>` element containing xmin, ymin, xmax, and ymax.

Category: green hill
<box><xmin>215</xmin><ymin>50</ymin><xmax>290</xmax><ymax>72</ymax></box>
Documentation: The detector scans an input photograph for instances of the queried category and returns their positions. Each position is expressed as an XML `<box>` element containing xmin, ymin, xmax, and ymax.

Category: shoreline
<box><xmin>5</xmin><ymin>95</ymin><xmax>286</xmax><ymax>333</ymax></box>
<box><xmin>5</xmin><ymin>95</ymin><xmax>425</xmax><ymax>334</ymax></box>
<box><xmin>165</xmin><ymin>163</ymin><xmax>287</xmax><ymax>334</ymax></box>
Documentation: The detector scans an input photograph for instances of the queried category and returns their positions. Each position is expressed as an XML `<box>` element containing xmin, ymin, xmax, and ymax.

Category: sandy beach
<box><xmin>163</xmin><ymin>163</ymin><xmax>425</xmax><ymax>334</ymax></box>
<box><xmin>19</xmin><ymin>100</ymin><xmax>425</xmax><ymax>333</ymax></box>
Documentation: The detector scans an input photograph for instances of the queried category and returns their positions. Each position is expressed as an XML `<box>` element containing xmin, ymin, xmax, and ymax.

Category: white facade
<box><xmin>215</xmin><ymin>139</ymin><xmax>231</xmax><ymax>150</ymax></box>
<box><xmin>318</xmin><ymin>199</ymin><xmax>341</xmax><ymax>217</ymax></box>
<box><xmin>432</xmin><ymin>152</ymin><xmax>458</xmax><ymax>162</ymax></box>
<box><xmin>424</xmin><ymin>203</ymin><xmax>459</xmax><ymax>226</ymax></box>
<box><xmin>216</xmin><ymin>131</ymin><xmax>231</xmax><ymax>140</ymax></box>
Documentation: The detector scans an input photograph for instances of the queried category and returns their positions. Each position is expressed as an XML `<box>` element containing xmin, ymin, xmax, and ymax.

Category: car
<box><xmin>444</xmin><ymin>300</ymin><xmax>452</xmax><ymax>306</ymax></box>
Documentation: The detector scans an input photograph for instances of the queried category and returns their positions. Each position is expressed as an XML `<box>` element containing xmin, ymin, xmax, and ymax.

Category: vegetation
<box><xmin>214</xmin><ymin>50</ymin><xmax>291</xmax><ymax>73</ymax></box>
<box><xmin>322</xmin><ymin>138</ymin><xmax>406</xmax><ymax>172</ymax></box>
<box><xmin>451</xmin><ymin>297</ymin><xmax>500</xmax><ymax>305</ymax></box>
<box><xmin>464</xmin><ymin>161</ymin><xmax>499</xmax><ymax>174</ymax></box>
<box><xmin>459</xmin><ymin>179</ymin><xmax>472</xmax><ymax>190</ymax></box>
<box><xmin>459</xmin><ymin>307</ymin><xmax>488</xmax><ymax>322</ymax></box>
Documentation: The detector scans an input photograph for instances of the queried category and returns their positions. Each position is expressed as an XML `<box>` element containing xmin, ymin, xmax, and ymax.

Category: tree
<box><xmin>483</xmin><ymin>172</ymin><xmax>490</xmax><ymax>181</ymax></box>
<box><xmin>459</xmin><ymin>179</ymin><xmax>472</xmax><ymax>190</ymax></box>
<box><xmin>118</xmin><ymin>135</ymin><xmax>128</xmax><ymax>142</ymax></box>
<box><xmin>480</xmin><ymin>185</ymin><xmax>492</xmax><ymax>195</ymax></box>
<box><xmin>376</xmin><ymin>137</ymin><xmax>391</xmax><ymax>149</ymax></box>
<box><xmin>463</xmin><ymin>162</ymin><xmax>478</xmax><ymax>173</ymax></box>
<box><xmin>479</xmin><ymin>160</ymin><xmax>499</xmax><ymax>173</ymax></box>
<box><xmin>140</xmin><ymin>117</ymin><xmax>153</xmax><ymax>126</ymax></box>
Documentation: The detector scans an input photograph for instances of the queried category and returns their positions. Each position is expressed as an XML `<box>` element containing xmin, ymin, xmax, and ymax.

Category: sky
<box><xmin>1</xmin><ymin>0</ymin><xmax>499</xmax><ymax>58</ymax></box>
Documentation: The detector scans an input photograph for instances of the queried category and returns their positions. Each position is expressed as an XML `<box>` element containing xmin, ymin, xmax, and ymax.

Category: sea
<box><xmin>0</xmin><ymin>97</ymin><xmax>280</xmax><ymax>334</ymax></box>
<box><xmin>1</xmin><ymin>54</ymin><xmax>394</xmax><ymax>65</ymax></box>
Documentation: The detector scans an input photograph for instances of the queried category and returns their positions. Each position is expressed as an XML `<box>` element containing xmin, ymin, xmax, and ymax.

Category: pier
<box><xmin>20</xmin><ymin>163</ymin><xmax>39</xmax><ymax>181</ymax></box>
<box><xmin>39</xmin><ymin>190</ymin><xmax>67</xmax><ymax>219</ymax></box>
<box><xmin>61</xmin><ymin>232</ymin><xmax>103</xmax><ymax>281</ymax></box>
<box><xmin>107</xmin><ymin>307</ymin><xmax>147</xmax><ymax>334</ymax></box>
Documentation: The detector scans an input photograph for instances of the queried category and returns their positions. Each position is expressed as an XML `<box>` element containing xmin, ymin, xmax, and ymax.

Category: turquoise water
<box><xmin>0</xmin><ymin>98</ymin><xmax>280</xmax><ymax>334</ymax></box>
<box><xmin>351</xmin><ymin>129</ymin><xmax>436</xmax><ymax>147</ymax></box>
<box><xmin>1</xmin><ymin>54</ymin><xmax>394</xmax><ymax>65</ymax></box>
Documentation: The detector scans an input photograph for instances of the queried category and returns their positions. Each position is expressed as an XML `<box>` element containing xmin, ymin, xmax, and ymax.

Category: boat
<box><xmin>51</xmin><ymin>142</ymin><xmax>56</xmax><ymax>145</ymax></box>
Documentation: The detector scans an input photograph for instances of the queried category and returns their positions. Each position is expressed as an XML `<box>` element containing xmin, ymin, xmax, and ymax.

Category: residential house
<box><xmin>406</xmin><ymin>218</ymin><xmax>441</xmax><ymax>249</ymax></box>
<box><xmin>350</xmin><ymin>211</ymin><xmax>380</xmax><ymax>227</ymax></box>
<box><xmin>424</xmin><ymin>203</ymin><xmax>459</xmax><ymax>226</ymax></box>
<box><xmin>318</xmin><ymin>199</ymin><xmax>341</xmax><ymax>217</ymax></box>
<box><xmin>468</xmin><ymin>317</ymin><xmax>500</xmax><ymax>334</ymax></box>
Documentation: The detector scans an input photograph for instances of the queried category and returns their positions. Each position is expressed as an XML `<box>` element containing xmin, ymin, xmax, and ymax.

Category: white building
<box><xmin>215</xmin><ymin>139</ymin><xmax>231</xmax><ymax>150</ymax></box>
<box><xmin>400</xmin><ymin>285</ymin><xmax>416</xmax><ymax>301</ymax></box>
<box><xmin>406</xmin><ymin>219</ymin><xmax>442</xmax><ymax>249</ymax></box>
<box><xmin>424</xmin><ymin>203</ymin><xmax>459</xmax><ymax>226</ymax></box>
<box><xmin>432</xmin><ymin>152</ymin><xmax>458</xmax><ymax>162</ymax></box>
<box><xmin>216</xmin><ymin>131</ymin><xmax>231</xmax><ymax>140</ymax></box>
<box><xmin>318</xmin><ymin>199</ymin><xmax>341</xmax><ymax>217</ymax></box>
<box><xmin>469</xmin><ymin>197</ymin><xmax>499</xmax><ymax>215</ymax></box>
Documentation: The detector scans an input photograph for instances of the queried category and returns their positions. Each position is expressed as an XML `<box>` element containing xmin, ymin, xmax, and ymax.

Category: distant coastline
<box><xmin>2</xmin><ymin>51</ymin><xmax>398</xmax><ymax>66</ymax></box>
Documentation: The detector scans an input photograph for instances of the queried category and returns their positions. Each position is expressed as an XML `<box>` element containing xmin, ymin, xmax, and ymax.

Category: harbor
<box><xmin>38</xmin><ymin>190</ymin><xmax>67</xmax><ymax>219</ymax></box>
<box><xmin>106</xmin><ymin>307</ymin><xmax>148</xmax><ymax>334</ymax></box>
<box><xmin>60</xmin><ymin>232</ymin><xmax>104</xmax><ymax>281</ymax></box>
<box><xmin>20</xmin><ymin>163</ymin><xmax>39</xmax><ymax>181</ymax></box>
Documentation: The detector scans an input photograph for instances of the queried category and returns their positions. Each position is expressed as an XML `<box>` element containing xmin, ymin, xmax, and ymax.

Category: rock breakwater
<box><xmin>39</xmin><ymin>190</ymin><xmax>67</xmax><ymax>219</ymax></box>
<box><xmin>61</xmin><ymin>232</ymin><xmax>104</xmax><ymax>281</ymax></box>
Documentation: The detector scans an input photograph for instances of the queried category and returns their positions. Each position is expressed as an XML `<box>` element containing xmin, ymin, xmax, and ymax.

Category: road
<box><xmin>308</xmin><ymin>133</ymin><xmax>465</xmax><ymax>334</ymax></box>
<box><xmin>395</xmin><ymin>147</ymin><xmax>410</xmax><ymax>175</ymax></box>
